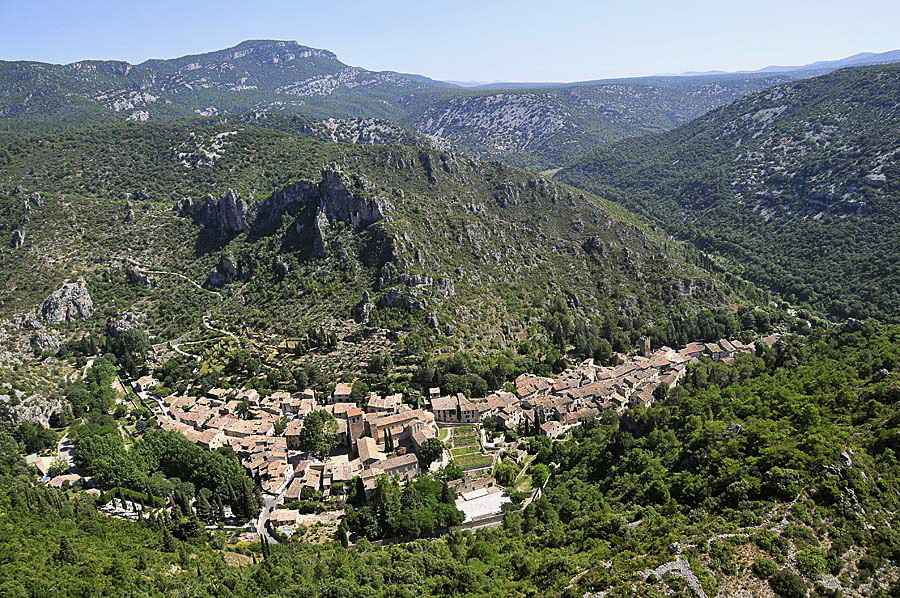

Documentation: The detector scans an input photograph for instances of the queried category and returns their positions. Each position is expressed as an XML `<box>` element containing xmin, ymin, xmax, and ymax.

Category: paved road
<box><xmin>255</xmin><ymin>493</ymin><xmax>279</xmax><ymax>544</ymax></box>
<box><xmin>57</xmin><ymin>433</ymin><xmax>74</xmax><ymax>467</ymax></box>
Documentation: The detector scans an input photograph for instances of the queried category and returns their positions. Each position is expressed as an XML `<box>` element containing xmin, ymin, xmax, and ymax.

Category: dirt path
<box><xmin>123</xmin><ymin>258</ymin><xmax>222</xmax><ymax>299</ymax></box>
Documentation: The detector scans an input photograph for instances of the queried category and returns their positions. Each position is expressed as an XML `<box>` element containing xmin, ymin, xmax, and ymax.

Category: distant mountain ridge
<box><xmin>2</xmin><ymin>40</ymin><xmax>898</xmax><ymax>168</ymax></box>
<box><xmin>753</xmin><ymin>48</ymin><xmax>900</xmax><ymax>73</ymax></box>
<box><xmin>670</xmin><ymin>48</ymin><xmax>900</xmax><ymax>76</ymax></box>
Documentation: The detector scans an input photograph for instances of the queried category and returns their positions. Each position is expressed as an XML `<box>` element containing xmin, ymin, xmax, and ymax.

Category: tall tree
<box><xmin>297</xmin><ymin>410</ymin><xmax>340</xmax><ymax>459</ymax></box>
<box><xmin>418</xmin><ymin>438</ymin><xmax>445</xmax><ymax>469</ymax></box>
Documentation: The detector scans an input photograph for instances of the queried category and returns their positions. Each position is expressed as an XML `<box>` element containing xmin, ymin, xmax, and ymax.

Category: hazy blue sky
<box><xmin>2</xmin><ymin>0</ymin><xmax>898</xmax><ymax>81</ymax></box>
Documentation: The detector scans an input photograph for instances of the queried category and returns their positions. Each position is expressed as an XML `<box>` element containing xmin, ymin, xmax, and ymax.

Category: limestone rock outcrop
<box><xmin>207</xmin><ymin>255</ymin><xmax>249</xmax><ymax>287</ymax></box>
<box><xmin>318</xmin><ymin>165</ymin><xmax>385</xmax><ymax>227</ymax></box>
<box><xmin>254</xmin><ymin>163</ymin><xmax>389</xmax><ymax>259</ymax></box>
<box><xmin>40</xmin><ymin>278</ymin><xmax>93</xmax><ymax>323</ymax></box>
<box><xmin>175</xmin><ymin>189</ymin><xmax>250</xmax><ymax>239</ymax></box>
<box><xmin>351</xmin><ymin>291</ymin><xmax>373</xmax><ymax>324</ymax></box>
<box><xmin>107</xmin><ymin>312</ymin><xmax>140</xmax><ymax>338</ymax></box>
<box><xmin>30</xmin><ymin>331</ymin><xmax>60</xmax><ymax>355</ymax></box>
<box><xmin>125</xmin><ymin>267</ymin><xmax>155</xmax><ymax>287</ymax></box>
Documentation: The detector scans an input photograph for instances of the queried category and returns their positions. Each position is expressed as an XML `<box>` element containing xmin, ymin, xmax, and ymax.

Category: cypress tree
<box><xmin>54</xmin><ymin>535</ymin><xmax>78</xmax><ymax>564</ymax></box>
<box><xmin>440</xmin><ymin>480</ymin><xmax>456</xmax><ymax>505</ymax></box>
<box><xmin>338</xmin><ymin>520</ymin><xmax>349</xmax><ymax>548</ymax></box>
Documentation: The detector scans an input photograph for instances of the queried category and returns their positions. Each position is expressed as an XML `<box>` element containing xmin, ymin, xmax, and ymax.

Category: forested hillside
<box><xmin>0</xmin><ymin>120</ymin><xmax>740</xmax><ymax>352</ymax></box>
<box><xmin>561</xmin><ymin>64</ymin><xmax>900</xmax><ymax>322</ymax></box>
<box><xmin>3</xmin><ymin>33</ymin><xmax>900</xmax><ymax>598</ymax></box>
<box><xmin>2</xmin><ymin>324</ymin><xmax>898</xmax><ymax>596</ymax></box>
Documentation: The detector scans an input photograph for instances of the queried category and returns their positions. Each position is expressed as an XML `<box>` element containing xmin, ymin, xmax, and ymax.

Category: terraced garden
<box><xmin>449</xmin><ymin>425</ymin><xmax>494</xmax><ymax>471</ymax></box>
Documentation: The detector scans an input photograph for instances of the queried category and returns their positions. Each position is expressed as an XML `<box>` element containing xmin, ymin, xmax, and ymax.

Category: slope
<box><xmin>560</xmin><ymin>63</ymin><xmax>900</xmax><ymax>322</ymax></box>
<box><xmin>0</xmin><ymin>120</ymin><xmax>737</xmax><ymax>363</ymax></box>
<box><xmin>0</xmin><ymin>40</ymin><xmax>450</xmax><ymax>127</ymax></box>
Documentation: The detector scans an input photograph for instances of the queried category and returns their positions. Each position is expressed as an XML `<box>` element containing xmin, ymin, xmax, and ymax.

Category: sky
<box><xmin>1</xmin><ymin>0</ymin><xmax>898</xmax><ymax>82</ymax></box>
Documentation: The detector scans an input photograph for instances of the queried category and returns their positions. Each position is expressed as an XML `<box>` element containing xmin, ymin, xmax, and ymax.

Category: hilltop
<box><xmin>561</xmin><ymin>63</ymin><xmax>900</xmax><ymax>322</ymax></box>
<box><xmin>0</xmin><ymin>40</ymin><xmax>448</xmax><ymax>125</ymax></box>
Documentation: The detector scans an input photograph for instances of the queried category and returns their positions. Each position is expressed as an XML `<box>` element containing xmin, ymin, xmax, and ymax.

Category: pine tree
<box><xmin>161</xmin><ymin>527</ymin><xmax>177</xmax><ymax>552</ymax></box>
<box><xmin>214</xmin><ymin>494</ymin><xmax>226</xmax><ymax>522</ymax></box>
<box><xmin>352</xmin><ymin>476</ymin><xmax>367</xmax><ymax>507</ymax></box>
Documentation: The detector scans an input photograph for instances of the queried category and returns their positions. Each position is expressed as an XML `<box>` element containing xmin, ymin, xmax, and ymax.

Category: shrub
<box><xmin>709</xmin><ymin>540</ymin><xmax>737</xmax><ymax>574</ymax></box>
<box><xmin>752</xmin><ymin>557</ymin><xmax>778</xmax><ymax>579</ymax></box>
<box><xmin>795</xmin><ymin>548</ymin><xmax>828</xmax><ymax>580</ymax></box>
<box><xmin>755</xmin><ymin>530</ymin><xmax>790</xmax><ymax>562</ymax></box>
<box><xmin>769</xmin><ymin>569</ymin><xmax>807</xmax><ymax>598</ymax></box>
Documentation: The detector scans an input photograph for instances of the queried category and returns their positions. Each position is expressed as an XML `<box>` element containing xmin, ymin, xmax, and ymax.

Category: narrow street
<box><xmin>255</xmin><ymin>493</ymin><xmax>280</xmax><ymax>544</ymax></box>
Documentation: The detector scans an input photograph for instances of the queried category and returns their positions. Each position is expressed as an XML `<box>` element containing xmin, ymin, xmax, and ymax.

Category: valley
<box><xmin>0</xmin><ymin>32</ymin><xmax>899</xmax><ymax>598</ymax></box>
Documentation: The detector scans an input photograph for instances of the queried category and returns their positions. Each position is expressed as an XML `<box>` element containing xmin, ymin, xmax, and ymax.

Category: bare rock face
<box><xmin>18</xmin><ymin>312</ymin><xmax>42</xmax><ymax>329</ymax></box>
<box><xmin>40</xmin><ymin>278</ymin><xmax>93</xmax><ymax>323</ymax></box>
<box><xmin>30</xmin><ymin>331</ymin><xmax>60</xmax><ymax>355</ymax></box>
<box><xmin>9</xmin><ymin>230</ymin><xmax>24</xmax><ymax>248</ymax></box>
<box><xmin>208</xmin><ymin>255</ymin><xmax>241</xmax><ymax>287</ymax></box>
<box><xmin>174</xmin><ymin>197</ymin><xmax>195</xmax><ymax>217</ymax></box>
<box><xmin>216</xmin><ymin>189</ymin><xmax>251</xmax><ymax>235</ymax></box>
<box><xmin>419</xmin><ymin>151</ymin><xmax>438</xmax><ymax>184</ymax></box>
<box><xmin>125</xmin><ymin>266</ymin><xmax>155</xmax><ymax>287</ymax></box>
<box><xmin>318</xmin><ymin>164</ymin><xmax>386</xmax><ymax>227</ymax></box>
<box><xmin>494</xmin><ymin>182</ymin><xmax>520</xmax><ymax>207</ymax></box>
<box><xmin>255</xmin><ymin>164</ymin><xmax>389</xmax><ymax>259</ymax></box>
<box><xmin>107</xmin><ymin>312</ymin><xmax>140</xmax><ymax>338</ymax></box>
<box><xmin>176</xmin><ymin>189</ymin><xmax>250</xmax><ymax>239</ymax></box>
<box><xmin>310</xmin><ymin>209</ymin><xmax>329</xmax><ymax>258</ymax></box>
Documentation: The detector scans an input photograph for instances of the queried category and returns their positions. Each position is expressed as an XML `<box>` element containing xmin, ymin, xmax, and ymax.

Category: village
<box><xmin>95</xmin><ymin>335</ymin><xmax>761</xmax><ymax>540</ymax></box>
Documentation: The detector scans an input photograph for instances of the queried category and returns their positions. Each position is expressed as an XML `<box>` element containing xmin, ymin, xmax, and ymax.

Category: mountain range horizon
<box><xmin>10</xmin><ymin>38</ymin><xmax>900</xmax><ymax>87</ymax></box>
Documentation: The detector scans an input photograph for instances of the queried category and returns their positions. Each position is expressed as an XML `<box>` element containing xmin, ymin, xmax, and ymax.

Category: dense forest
<box><xmin>2</xmin><ymin>322</ymin><xmax>898</xmax><ymax>596</ymax></box>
